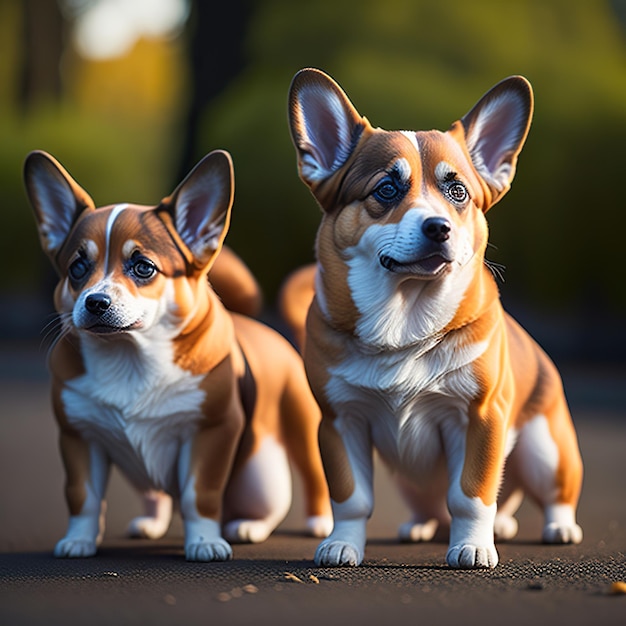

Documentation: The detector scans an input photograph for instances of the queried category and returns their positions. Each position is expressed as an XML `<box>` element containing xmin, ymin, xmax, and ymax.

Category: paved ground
<box><xmin>0</xmin><ymin>342</ymin><xmax>625</xmax><ymax>625</ymax></box>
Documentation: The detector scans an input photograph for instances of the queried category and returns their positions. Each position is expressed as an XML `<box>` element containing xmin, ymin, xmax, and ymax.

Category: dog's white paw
<box><xmin>185</xmin><ymin>538</ymin><xmax>232</xmax><ymax>562</ymax></box>
<box><xmin>398</xmin><ymin>518</ymin><xmax>438</xmax><ymax>543</ymax></box>
<box><xmin>127</xmin><ymin>491</ymin><xmax>171</xmax><ymax>539</ymax></box>
<box><xmin>54</xmin><ymin>538</ymin><xmax>97</xmax><ymax>558</ymax></box>
<box><xmin>54</xmin><ymin>514</ymin><xmax>103</xmax><ymax>558</ymax></box>
<box><xmin>542</xmin><ymin>504</ymin><xmax>583</xmax><ymax>544</ymax></box>
<box><xmin>223</xmin><ymin>519</ymin><xmax>273</xmax><ymax>544</ymax></box>
<box><xmin>314</xmin><ymin>539</ymin><xmax>363</xmax><ymax>567</ymax></box>
<box><xmin>494</xmin><ymin>513</ymin><xmax>519</xmax><ymax>541</ymax></box>
<box><xmin>306</xmin><ymin>515</ymin><xmax>333</xmax><ymax>538</ymax></box>
<box><xmin>127</xmin><ymin>516</ymin><xmax>170</xmax><ymax>540</ymax></box>
<box><xmin>446</xmin><ymin>543</ymin><xmax>498</xmax><ymax>569</ymax></box>
<box><xmin>542</xmin><ymin>522</ymin><xmax>583</xmax><ymax>545</ymax></box>
<box><xmin>184</xmin><ymin>518</ymin><xmax>232</xmax><ymax>561</ymax></box>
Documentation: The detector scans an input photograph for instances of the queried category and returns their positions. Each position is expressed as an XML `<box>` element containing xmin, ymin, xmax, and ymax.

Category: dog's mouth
<box><xmin>84</xmin><ymin>320</ymin><xmax>144</xmax><ymax>334</ymax></box>
<box><xmin>379</xmin><ymin>253</ymin><xmax>452</xmax><ymax>277</ymax></box>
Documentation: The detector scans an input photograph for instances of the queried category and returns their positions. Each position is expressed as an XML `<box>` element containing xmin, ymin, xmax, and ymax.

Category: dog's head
<box><xmin>288</xmin><ymin>69</ymin><xmax>533</xmax><ymax>344</ymax></box>
<box><xmin>24</xmin><ymin>150</ymin><xmax>233</xmax><ymax>338</ymax></box>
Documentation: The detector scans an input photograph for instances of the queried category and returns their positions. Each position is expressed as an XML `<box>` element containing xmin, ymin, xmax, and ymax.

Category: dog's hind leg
<box><xmin>127</xmin><ymin>490</ymin><xmax>172</xmax><ymax>539</ymax></box>
<box><xmin>513</xmin><ymin>408</ymin><xmax>583</xmax><ymax>544</ymax></box>
<box><xmin>494</xmin><ymin>484</ymin><xmax>523</xmax><ymax>541</ymax></box>
<box><xmin>222</xmin><ymin>436</ymin><xmax>293</xmax><ymax>543</ymax></box>
<box><xmin>279</xmin><ymin>368</ymin><xmax>333</xmax><ymax>538</ymax></box>
<box><xmin>395</xmin><ymin>471</ymin><xmax>450</xmax><ymax>542</ymax></box>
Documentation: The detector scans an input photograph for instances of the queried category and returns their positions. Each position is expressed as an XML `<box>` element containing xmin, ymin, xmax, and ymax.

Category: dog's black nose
<box><xmin>85</xmin><ymin>293</ymin><xmax>112</xmax><ymax>316</ymax></box>
<box><xmin>422</xmin><ymin>217</ymin><xmax>451</xmax><ymax>243</ymax></box>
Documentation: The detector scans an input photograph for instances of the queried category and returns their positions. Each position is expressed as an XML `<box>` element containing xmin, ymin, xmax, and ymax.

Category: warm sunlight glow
<box><xmin>73</xmin><ymin>0</ymin><xmax>188</xmax><ymax>60</ymax></box>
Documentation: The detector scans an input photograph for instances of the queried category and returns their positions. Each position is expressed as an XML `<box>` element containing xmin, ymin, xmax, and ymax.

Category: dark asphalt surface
<box><xmin>1</xmin><ymin>342</ymin><xmax>625</xmax><ymax>625</ymax></box>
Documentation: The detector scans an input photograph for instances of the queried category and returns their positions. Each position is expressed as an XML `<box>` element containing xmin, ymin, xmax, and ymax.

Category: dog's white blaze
<box><xmin>104</xmin><ymin>203</ymin><xmax>128</xmax><ymax>272</ymax></box>
<box><xmin>400</xmin><ymin>131</ymin><xmax>420</xmax><ymax>152</ymax></box>
<box><xmin>62</xmin><ymin>326</ymin><xmax>206</xmax><ymax>493</ymax></box>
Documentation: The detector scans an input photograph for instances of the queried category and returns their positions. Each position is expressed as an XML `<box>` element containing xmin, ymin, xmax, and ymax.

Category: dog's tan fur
<box><xmin>283</xmin><ymin>69</ymin><xmax>583</xmax><ymax>569</ymax></box>
<box><xmin>25</xmin><ymin>149</ymin><xmax>331</xmax><ymax>560</ymax></box>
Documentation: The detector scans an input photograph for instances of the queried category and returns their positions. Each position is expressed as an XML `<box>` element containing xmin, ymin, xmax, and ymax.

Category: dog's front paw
<box><xmin>398</xmin><ymin>519</ymin><xmax>438</xmax><ymax>543</ymax></box>
<box><xmin>185</xmin><ymin>538</ymin><xmax>232</xmax><ymax>562</ymax></box>
<box><xmin>314</xmin><ymin>539</ymin><xmax>363</xmax><ymax>567</ymax></box>
<box><xmin>54</xmin><ymin>538</ymin><xmax>97</xmax><ymax>558</ymax></box>
<box><xmin>446</xmin><ymin>543</ymin><xmax>498</xmax><ymax>569</ymax></box>
<box><xmin>184</xmin><ymin>518</ymin><xmax>233</xmax><ymax>561</ymax></box>
<box><xmin>542</xmin><ymin>522</ymin><xmax>583</xmax><ymax>545</ymax></box>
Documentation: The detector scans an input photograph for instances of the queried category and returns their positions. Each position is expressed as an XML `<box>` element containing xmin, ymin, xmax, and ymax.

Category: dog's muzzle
<box><xmin>379</xmin><ymin>216</ymin><xmax>453</xmax><ymax>276</ymax></box>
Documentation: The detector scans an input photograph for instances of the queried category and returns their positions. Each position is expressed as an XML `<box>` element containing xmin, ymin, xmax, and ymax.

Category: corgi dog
<box><xmin>283</xmin><ymin>69</ymin><xmax>583</xmax><ymax>569</ymax></box>
<box><xmin>24</xmin><ymin>149</ymin><xmax>332</xmax><ymax>560</ymax></box>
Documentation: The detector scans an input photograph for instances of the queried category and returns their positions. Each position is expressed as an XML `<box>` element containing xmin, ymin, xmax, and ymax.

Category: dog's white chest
<box><xmin>327</xmin><ymin>337</ymin><xmax>487</xmax><ymax>478</ymax></box>
<box><xmin>60</xmin><ymin>338</ymin><xmax>206</xmax><ymax>493</ymax></box>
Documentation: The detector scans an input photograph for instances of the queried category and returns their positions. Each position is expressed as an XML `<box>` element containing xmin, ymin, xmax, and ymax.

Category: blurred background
<box><xmin>2</xmin><ymin>0</ymin><xmax>626</xmax><ymax>363</ymax></box>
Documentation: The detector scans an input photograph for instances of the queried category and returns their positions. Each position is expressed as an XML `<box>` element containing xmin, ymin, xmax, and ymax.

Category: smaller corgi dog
<box><xmin>283</xmin><ymin>69</ymin><xmax>583</xmax><ymax>569</ymax></box>
<box><xmin>24</xmin><ymin>149</ymin><xmax>332</xmax><ymax>560</ymax></box>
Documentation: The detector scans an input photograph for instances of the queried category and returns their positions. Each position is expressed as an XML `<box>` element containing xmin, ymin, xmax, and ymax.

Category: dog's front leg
<box><xmin>442</xmin><ymin>411</ymin><xmax>504</xmax><ymax>569</ymax></box>
<box><xmin>54</xmin><ymin>430</ymin><xmax>109</xmax><ymax>558</ymax></box>
<box><xmin>178</xmin><ymin>415</ymin><xmax>243</xmax><ymax>562</ymax></box>
<box><xmin>314</xmin><ymin>416</ymin><xmax>373</xmax><ymax>567</ymax></box>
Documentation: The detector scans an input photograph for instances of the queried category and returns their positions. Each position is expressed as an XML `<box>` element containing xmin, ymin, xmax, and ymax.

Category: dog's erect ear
<box><xmin>289</xmin><ymin>68</ymin><xmax>365</xmax><ymax>188</ymax></box>
<box><xmin>460</xmin><ymin>76</ymin><xmax>533</xmax><ymax>207</ymax></box>
<box><xmin>161</xmin><ymin>150</ymin><xmax>234</xmax><ymax>268</ymax></box>
<box><xmin>23</xmin><ymin>150</ymin><xmax>96</xmax><ymax>258</ymax></box>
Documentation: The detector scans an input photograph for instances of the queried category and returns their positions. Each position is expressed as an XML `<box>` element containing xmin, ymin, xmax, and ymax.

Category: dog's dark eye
<box><xmin>372</xmin><ymin>175</ymin><xmax>408</xmax><ymax>208</ymax></box>
<box><xmin>374</xmin><ymin>181</ymin><xmax>399</xmax><ymax>202</ymax></box>
<box><xmin>68</xmin><ymin>256</ymin><xmax>91</xmax><ymax>283</ymax></box>
<box><xmin>445</xmin><ymin>181</ymin><xmax>469</xmax><ymax>205</ymax></box>
<box><xmin>129</xmin><ymin>256</ymin><xmax>157</xmax><ymax>281</ymax></box>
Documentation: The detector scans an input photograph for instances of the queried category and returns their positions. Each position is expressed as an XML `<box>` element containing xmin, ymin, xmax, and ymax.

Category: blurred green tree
<box><xmin>194</xmin><ymin>0</ymin><xmax>626</xmax><ymax>327</ymax></box>
<box><xmin>3</xmin><ymin>0</ymin><xmax>626</xmax><ymax>357</ymax></box>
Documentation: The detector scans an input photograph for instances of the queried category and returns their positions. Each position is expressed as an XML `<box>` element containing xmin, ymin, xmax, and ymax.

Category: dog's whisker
<box><xmin>484</xmin><ymin>258</ymin><xmax>506</xmax><ymax>283</ymax></box>
<box><xmin>40</xmin><ymin>313</ymin><xmax>70</xmax><ymax>354</ymax></box>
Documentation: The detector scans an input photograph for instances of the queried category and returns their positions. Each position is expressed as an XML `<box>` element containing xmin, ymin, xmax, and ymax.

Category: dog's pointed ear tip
<box><xmin>197</xmin><ymin>150</ymin><xmax>234</xmax><ymax>176</ymax></box>
<box><xmin>292</xmin><ymin>67</ymin><xmax>323</xmax><ymax>82</ymax></box>
<box><xmin>290</xmin><ymin>67</ymin><xmax>335</xmax><ymax>94</ymax></box>
<box><xmin>24</xmin><ymin>149</ymin><xmax>52</xmax><ymax>170</ymax></box>
<box><xmin>499</xmin><ymin>75</ymin><xmax>534</xmax><ymax>102</ymax></box>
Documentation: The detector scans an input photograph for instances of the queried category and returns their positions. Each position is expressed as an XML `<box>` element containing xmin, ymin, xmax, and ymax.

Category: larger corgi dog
<box><xmin>283</xmin><ymin>69</ymin><xmax>583</xmax><ymax>569</ymax></box>
<box><xmin>24</xmin><ymin>149</ymin><xmax>332</xmax><ymax>561</ymax></box>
